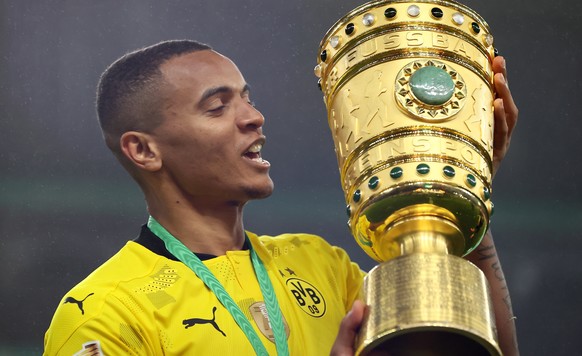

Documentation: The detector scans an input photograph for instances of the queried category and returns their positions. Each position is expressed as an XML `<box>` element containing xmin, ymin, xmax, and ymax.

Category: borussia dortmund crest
<box><xmin>285</xmin><ymin>278</ymin><xmax>326</xmax><ymax>318</ymax></box>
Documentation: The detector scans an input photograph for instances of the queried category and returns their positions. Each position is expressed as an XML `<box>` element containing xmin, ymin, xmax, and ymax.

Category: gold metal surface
<box><xmin>360</xmin><ymin>254</ymin><xmax>499</xmax><ymax>355</ymax></box>
<box><xmin>316</xmin><ymin>0</ymin><xmax>501</xmax><ymax>354</ymax></box>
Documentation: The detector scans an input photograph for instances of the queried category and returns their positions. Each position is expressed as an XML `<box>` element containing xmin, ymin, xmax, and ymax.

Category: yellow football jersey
<box><xmin>44</xmin><ymin>226</ymin><xmax>364</xmax><ymax>355</ymax></box>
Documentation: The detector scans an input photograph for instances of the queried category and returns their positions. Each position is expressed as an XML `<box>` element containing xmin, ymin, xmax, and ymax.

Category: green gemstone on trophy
<box><xmin>390</xmin><ymin>167</ymin><xmax>403</xmax><ymax>179</ymax></box>
<box><xmin>368</xmin><ymin>176</ymin><xmax>379</xmax><ymax>190</ymax></box>
<box><xmin>346</xmin><ymin>205</ymin><xmax>351</xmax><ymax>217</ymax></box>
<box><xmin>443</xmin><ymin>166</ymin><xmax>456</xmax><ymax>178</ymax></box>
<box><xmin>483</xmin><ymin>187</ymin><xmax>491</xmax><ymax>200</ymax></box>
<box><xmin>409</xmin><ymin>66</ymin><xmax>455</xmax><ymax>105</ymax></box>
<box><xmin>353</xmin><ymin>190</ymin><xmax>361</xmax><ymax>202</ymax></box>
<box><xmin>466</xmin><ymin>174</ymin><xmax>477</xmax><ymax>187</ymax></box>
<box><xmin>416</xmin><ymin>163</ymin><xmax>430</xmax><ymax>175</ymax></box>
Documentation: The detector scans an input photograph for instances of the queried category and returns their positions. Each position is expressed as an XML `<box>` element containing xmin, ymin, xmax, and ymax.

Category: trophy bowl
<box><xmin>315</xmin><ymin>1</ymin><xmax>501</xmax><ymax>354</ymax></box>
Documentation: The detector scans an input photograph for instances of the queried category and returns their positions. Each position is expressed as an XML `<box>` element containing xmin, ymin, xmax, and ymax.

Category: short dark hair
<box><xmin>96</xmin><ymin>40</ymin><xmax>211</xmax><ymax>154</ymax></box>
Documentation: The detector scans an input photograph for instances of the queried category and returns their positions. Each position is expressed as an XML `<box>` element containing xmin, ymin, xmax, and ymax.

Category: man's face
<box><xmin>152</xmin><ymin>50</ymin><xmax>274</xmax><ymax>205</ymax></box>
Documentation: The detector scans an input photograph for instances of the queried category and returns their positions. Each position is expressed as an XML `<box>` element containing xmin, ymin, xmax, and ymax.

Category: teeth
<box><xmin>248</xmin><ymin>143</ymin><xmax>262</xmax><ymax>153</ymax></box>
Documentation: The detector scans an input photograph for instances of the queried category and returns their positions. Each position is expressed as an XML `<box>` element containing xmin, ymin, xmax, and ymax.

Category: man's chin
<box><xmin>243</xmin><ymin>179</ymin><xmax>274</xmax><ymax>200</ymax></box>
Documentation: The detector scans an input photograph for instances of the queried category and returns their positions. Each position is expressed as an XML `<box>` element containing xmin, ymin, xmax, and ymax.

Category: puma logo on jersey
<box><xmin>63</xmin><ymin>293</ymin><xmax>94</xmax><ymax>315</ymax></box>
<box><xmin>183</xmin><ymin>306</ymin><xmax>226</xmax><ymax>336</ymax></box>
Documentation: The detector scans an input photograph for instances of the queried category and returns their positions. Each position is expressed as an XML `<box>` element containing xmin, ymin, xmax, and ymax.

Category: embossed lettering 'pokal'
<box><xmin>315</xmin><ymin>0</ymin><xmax>501</xmax><ymax>355</ymax></box>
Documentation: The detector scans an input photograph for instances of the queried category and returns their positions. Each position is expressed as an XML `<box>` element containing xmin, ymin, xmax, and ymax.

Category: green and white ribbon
<box><xmin>148</xmin><ymin>216</ymin><xmax>289</xmax><ymax>356</ymax></box>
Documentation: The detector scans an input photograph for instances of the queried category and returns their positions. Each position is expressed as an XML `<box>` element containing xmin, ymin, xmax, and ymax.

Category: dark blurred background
<box><xmin>1</xmin><ymin>0</ymin><xmax>581</xmax><ymax>354</ymax></box>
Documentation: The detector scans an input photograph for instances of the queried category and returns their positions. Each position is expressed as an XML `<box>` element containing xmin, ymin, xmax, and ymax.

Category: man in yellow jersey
<box><xmin>44</xmin><ymin>40</ymin><xmax>519</xmax><ymax>355</ymax></box>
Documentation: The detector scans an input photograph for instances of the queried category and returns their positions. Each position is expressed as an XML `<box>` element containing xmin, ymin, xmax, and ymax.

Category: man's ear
<box><xmin>119</xmin><ymin>131</ymin><xmax>162</xmax><ymax>172</ymax></box>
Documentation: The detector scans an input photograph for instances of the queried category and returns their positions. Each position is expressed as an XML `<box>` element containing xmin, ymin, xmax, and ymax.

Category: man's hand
<box><xmin>330</xmin><ymin>300</ymin><xmax>366</xmax><ymax>356</ymax></box>
<box><xmin>480</xmin><ymin>56</ymin><xmax>519</xmax><ymax>355</ymax></box>
<box><xmin>492</xmin><ymin>55</ymin><xmax>519</xmax><ymax>178</ymax></box>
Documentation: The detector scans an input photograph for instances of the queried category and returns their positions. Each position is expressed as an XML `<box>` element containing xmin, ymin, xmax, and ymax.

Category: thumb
<box><xmin>330</xmin><ymin>300</ymin><xmax>366</xmax><ymax>356</ymax></box>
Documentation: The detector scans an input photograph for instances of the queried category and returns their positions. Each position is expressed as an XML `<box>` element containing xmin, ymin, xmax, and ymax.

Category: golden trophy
<box><xmin>314</xmin><ymin>0</ymin><xmax>501</xmax><ymax>354</ymax></box>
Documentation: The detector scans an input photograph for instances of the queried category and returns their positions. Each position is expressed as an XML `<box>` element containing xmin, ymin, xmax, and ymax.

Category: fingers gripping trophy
<box><xmin>315</xmin><ymin>1</ymin><xmax>502</xmax><ymax>355</ymax></box>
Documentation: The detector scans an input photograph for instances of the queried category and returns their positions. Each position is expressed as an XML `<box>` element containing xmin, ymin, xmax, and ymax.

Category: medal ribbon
<box><xmin>147</xmin><ymin>216</ymin><xmax>289</xmax><ymax>356</ymax></box>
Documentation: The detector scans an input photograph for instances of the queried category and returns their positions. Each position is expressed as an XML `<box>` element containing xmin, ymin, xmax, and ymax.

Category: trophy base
<box><xmin>356</xmin><ymin>253</ymin><xmax>501</xmax><ymax>356</ymax></box>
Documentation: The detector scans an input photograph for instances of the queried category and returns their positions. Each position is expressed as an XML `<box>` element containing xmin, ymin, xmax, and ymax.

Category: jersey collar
<box><xmin>135</xmin><ymin>224</ymin><xmax>251</xmax><ymax>261</ymax></box>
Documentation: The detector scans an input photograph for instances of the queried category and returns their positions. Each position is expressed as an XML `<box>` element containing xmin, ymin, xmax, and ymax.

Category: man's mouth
<box><xmin>244</xmin><ymin>142</ymin><xmax>270</xmax><ymax>166</ymax></box>
<box><xmin>245</xmin><ymin>143</ymin><xmax>262</xmax><ymax>160</ymax></box>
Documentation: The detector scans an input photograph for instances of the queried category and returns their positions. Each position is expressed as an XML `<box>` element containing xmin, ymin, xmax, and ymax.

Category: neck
<box><xmin>145</xmin><ymin>188</ymin><xmax>247</xmax><ymax>257</ymax></box>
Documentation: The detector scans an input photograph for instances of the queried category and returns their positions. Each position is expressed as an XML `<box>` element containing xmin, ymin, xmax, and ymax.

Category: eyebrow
<box><xmin>198</xmin><ymin>83</ymin><xmax>251</xmax><ymax>105</ymax></box>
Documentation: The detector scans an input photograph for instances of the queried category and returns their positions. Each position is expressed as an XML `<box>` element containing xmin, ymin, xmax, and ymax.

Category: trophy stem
<box><xmin>355</xmin><ymin>214</ymin><xmax>501</xmax><ymax>355</ymax></box>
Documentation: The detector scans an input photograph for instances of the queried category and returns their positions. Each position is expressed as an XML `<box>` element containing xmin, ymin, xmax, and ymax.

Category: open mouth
<box><xmin>244</xmin><ymin>142</ymin><xmax>270</xmax><ymax>166</ymax></box>
<box><xmin>245</xmin><ymin>143</ymin><xmax>262</xmax><ymax>160</ymax></box>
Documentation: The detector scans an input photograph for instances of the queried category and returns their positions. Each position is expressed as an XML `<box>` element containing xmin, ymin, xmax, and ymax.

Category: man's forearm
<box><xmin>467</xmin><ymin>229</ymin><xmax>519</xmax><ymax>355</ymax></box>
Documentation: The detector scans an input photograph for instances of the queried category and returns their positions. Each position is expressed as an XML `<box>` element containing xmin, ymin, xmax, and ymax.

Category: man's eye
<box><xmin>248</xmin><ymin>100</ymin><xmax>256</xmax><ymax>107</ymax></box>
<box><xmin>208</xmin><ymin>105</ymin><xmax>226</xmax><ymax>114</ymax></box>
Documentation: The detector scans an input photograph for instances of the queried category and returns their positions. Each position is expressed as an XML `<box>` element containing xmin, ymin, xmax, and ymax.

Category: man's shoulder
<box><xmin>44</xmin><ymin>242</ymin><xmax>169</xmax><ymax>354</ymax></box>
<box><xmin>251</xmin><ymin>232</ymin><xmax>341</xmax><ymax>256</ymax></box>
<box><xmin>249</xmin><ymin>231</ymin><xmax>353</xmax><ymax>266</ymax></box>
<box><xmin>76</xmin><ymin>241</ymin><xmax>160</xmax><ymax>287</ymax></box>
<box><xmin>252</xmin><ymin>231</ymin><xmax>330</xmax><ymax>247</ymax></box>
<box><xmin>50</xmin><ymin>242</ymin><xmax>158</xmax><ymax>314</ymax></box>
<box><xmin>50</xmin><ymin>242</ymin><xmax>174</xmax><ymax>321</ymax></box>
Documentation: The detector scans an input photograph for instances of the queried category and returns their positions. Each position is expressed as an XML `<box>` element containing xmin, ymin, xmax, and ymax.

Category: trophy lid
<box><xmin>319</xmin><ymin>0</ymin><xmax>492</xmax><ymax>52</ymax></box>
<box><xmin>316</xmin><ymin>0</ymin><xmax>495</xmax><ymax>86</ymax></box>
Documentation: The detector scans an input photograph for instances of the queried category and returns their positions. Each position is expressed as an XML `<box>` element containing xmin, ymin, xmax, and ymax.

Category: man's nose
<box><xmin>237</xmin><ymin>101</ymin><xmax>265</xmax><ymax>130</ymax></box>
